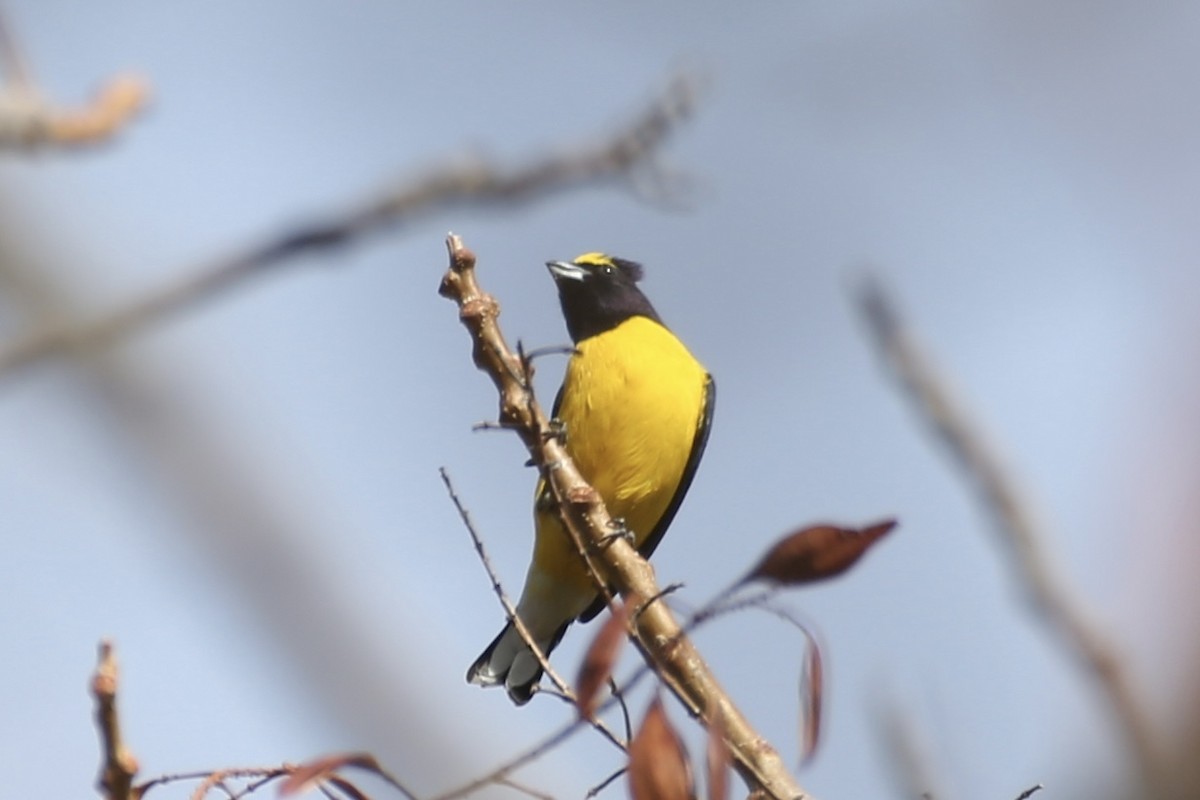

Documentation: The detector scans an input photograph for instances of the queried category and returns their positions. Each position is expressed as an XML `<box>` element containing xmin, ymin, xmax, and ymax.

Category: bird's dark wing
<box><xmin>578</xmin><ymin>373</ymin><xmax>716</xmax><ymax>622</ymax></box>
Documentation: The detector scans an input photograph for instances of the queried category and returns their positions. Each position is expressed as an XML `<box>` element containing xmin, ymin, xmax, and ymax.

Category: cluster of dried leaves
<box><xmin>106</xmin><ymin>516</ymin><xmax>894</xmax><ymax>800</ymax></box>
<box><xmin>568</xmin><ymin>521</ymin><xmax>895</xmax><ymax>799</ymax></box>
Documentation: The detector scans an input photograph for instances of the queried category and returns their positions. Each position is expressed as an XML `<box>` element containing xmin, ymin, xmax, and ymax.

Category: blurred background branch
<box><xmin>0</xmin><ymin>73</ymin><xmax>698</xmax><ymax>382</ymax></box>
<box><xmin>857</xmin><ymin>276</ymin><xmax>1164</xmax><ymax>796</ymax></box>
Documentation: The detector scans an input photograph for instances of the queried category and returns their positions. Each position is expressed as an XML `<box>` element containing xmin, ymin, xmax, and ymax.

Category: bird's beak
<box><xmin>546</xmin><ymin>260</ymin><xmax>587</xmax><ymax>282</ymax></box>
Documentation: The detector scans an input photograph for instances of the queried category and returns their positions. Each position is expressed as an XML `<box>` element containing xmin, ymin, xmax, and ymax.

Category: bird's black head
<box><xmin>546</xmin><ymin>252</ymin><xmax>662</xmax><ymax>343</ymax></box>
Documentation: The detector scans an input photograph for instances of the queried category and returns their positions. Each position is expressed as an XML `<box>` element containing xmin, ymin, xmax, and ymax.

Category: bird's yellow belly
<box><xmin>531</xmin><ymin>317</ymin><xmax>707</xmax><ymax>596</ymax></box>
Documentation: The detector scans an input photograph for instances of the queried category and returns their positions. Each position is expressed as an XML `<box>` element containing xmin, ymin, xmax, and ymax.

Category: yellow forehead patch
<box><xmin>572</xmin><ymin>252</ymin><xmax>614</xmax><ymax>268</ymax></box>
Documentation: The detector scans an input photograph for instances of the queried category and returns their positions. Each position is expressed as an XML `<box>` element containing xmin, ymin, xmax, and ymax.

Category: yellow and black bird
<box><xmin>467</xmin><ymin>252</ymin><xmax>715</xmax><ymax>704</ymax></box>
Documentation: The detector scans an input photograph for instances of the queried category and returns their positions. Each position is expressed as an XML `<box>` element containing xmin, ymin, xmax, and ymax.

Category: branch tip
<box><xmin>91</xmin><ymin>639</ymin><xmax>139</xmax><ymax>800</ymax></box>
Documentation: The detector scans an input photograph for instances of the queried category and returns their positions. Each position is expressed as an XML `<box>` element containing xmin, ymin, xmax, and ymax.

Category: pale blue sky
<box><xmin>2</xmin><ymin>2</ymin><xmax>1197</xmax><ymax>798</ymax></box>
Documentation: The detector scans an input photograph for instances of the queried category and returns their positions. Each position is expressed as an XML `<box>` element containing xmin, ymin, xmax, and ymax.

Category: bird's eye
<box><xmin>601</xmin><ymin>265</ymin><xmax>615</xmax><ymax>276</ymax></box>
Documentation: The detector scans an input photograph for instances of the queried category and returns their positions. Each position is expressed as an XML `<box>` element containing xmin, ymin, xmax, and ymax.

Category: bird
<box><xmin>466</xmin><ymin>251</ymin><xmax>715</xmax><ymax>704</ymax></box>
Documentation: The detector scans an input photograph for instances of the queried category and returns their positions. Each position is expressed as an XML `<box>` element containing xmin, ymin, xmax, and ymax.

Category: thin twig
<box><xmin>226</xmin><ymin>770</ymin><xmax>291</xmax><ymax>800</ymax></box>
<box><xmin>92</xmin><ymin>640</ymin><xmax>139</xmax><ymax>800</ymax></box>
<box><xmin>585</xmin><ymin>767</ymin><xmax>627</xmax><ymax>798</ymax></box>
<box><xmin>135</xmin><ymin>768</ymin><xmax>288</xmax><ymax>800</ymax></box>
<box><xmin>439</xmin><ymin>467</ymin><xmax>626</xmax><ymax>752</ymax></box>
<box><xmin>1013</xmin><ymin>784</ymin><xmax>1043</xmax><ymax>800</ymax></box>
<box><xmin>609</xmin><ymin>677</ymin><xmax>633</xmax><ymax>743</ymax></box>
<box><xmin>439</xmin><ymin>235</ymin><xmax>813</xmax><ymax>800</ymax></box>
<box><xmin>0</xmin><ymin>73</ymin><xmax>698</xmax><ymax>383</ymax></box>
<box><xmin>188</xmin><ymin>769</ymin><xmax>285</xmax><ymax>800</ymax></box>
<box><xmin>429</xmin><ymin>717</ymin><xmax>587</xmax><ymax>800</ymax></box>
<box><xmin>136</xmin><ymin>770</ymin><xmax>222</xmax><ymax>795</ymax></box>
<box><xmin>430</xmin><ymin>596</ymin><xmax>734</xmax><ymax>800</ymax></box>
<box><xmin>856</xmin><ymin>276</ymin><xmax>1162</xmax><ymax>791</ymax></box>
<box><xmin>493</xmin><ymin>777</ymin><xmax>556</xmax><ymax>800</ymax></box>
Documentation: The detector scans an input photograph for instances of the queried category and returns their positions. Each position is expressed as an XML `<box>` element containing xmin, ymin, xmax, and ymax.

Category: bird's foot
<box><xmin>598</xmin><ymin>518</ymin><xmax>635</xmax><ymax>546</ymax></box>
<box><xmin>543</xmin><ymin>418</ymin><xmax>568</xmax><ymax>444</ymax></box>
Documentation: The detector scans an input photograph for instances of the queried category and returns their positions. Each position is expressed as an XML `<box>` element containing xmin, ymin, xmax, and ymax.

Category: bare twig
<box><xmin>221</xmin><ymin>770</ymin><xmax>290</xmax><ymax>800</ymax></box>
<box><xmin>438</xmin><ymin>467</ymin><xmax>627</xmax><ymax>752</ymax></box>
<box><xmin>856</xmin><ymin>277</ymin><xmax>1162</xmax><ymax>791</ymax></box>
<box><xmin>1013</xmin><ymin>784</ymin><xmax>1043</xmax><ymax>800</ymax></box>
<box><xmin>0</xmin><ymin>73</ymin><xmax>698</xmax><ymax>384</ymax></box>
<box><xmin>610</xmin><ymin>677</ymin><xmax>633</xmax><ymax>742</ymax></box>
<box><xmin>439</xmin><ymin>235</ymin><xmax>813</xmax><ymax>800</ymax></box>
<box><xmin>429</xmin><ymin>717</ymin><xmax>586</xmax><ymax>800</ymax></box>
<box><xmin>92</xmin><ymin>640</ymin><xmax>139</xmax><ymax>800</ymax></box>
<box><xmin>493</xmin><ymin>777</ymin><xmax>556</xmax><ymax>800</ymax></box>
<box><xmin>138</xmin><ymin>769</ymin><xmax>290</xmax><ymax>800</ymax></box>
<box><xmin>586</xmin><ymin>767</ymin><xmax>628</xmax><ymax>798</ymax></box>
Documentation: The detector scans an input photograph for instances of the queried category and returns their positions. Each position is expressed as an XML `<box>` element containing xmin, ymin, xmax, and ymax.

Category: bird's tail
<box><xmin>466</xmin><ymin>620</ymin><xmax>568</xmax><ymax>705</ymax></box>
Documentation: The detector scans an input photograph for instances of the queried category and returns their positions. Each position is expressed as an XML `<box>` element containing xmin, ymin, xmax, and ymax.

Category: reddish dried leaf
<box><xmin>279</xmin><ymin>753</ymin><xmax>381</xmax><ymax>797</ymax></box>
<box><xmin>576</xmin><ymin>602</ymin><xmax>629</xmax><ymax>719</ymax></box>
<box><xmin>705</xmin><ymin>707</ymin><xmax>730</xmax><ymax>800</ymax></box>
<box><xmin>799</xmin><ymin>639</ymin><xmax>824</xmax><ymax>765</ymax></box>
<box><xmin>628</xmin><ymin>697</ymin><xmax>693</xmax><ymax>800</ymax></box>
<box><xmin>745</xmin><ymin>519</ymin><xmax>897</xmax><ymax>586</ymax></box>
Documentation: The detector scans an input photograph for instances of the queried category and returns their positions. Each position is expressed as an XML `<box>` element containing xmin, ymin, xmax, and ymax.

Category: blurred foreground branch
<box><xmin>857</xmin><ymin>277</ymin><xmax>1162</xmax><ymax>793</ymax></box>
<box><xmin>0</xmin><ymin>15</ymin><xmax>148</xmax><ymax>148</ymax></box>
<box><xmin>439</xmin><ymin>234</ymin><xmax>813</xmax><ymax>800</ymax></box>
<box><xmin>0</xmin><ymin>74</ymin><xmax>698</xmax><ymax>383</ymax></box>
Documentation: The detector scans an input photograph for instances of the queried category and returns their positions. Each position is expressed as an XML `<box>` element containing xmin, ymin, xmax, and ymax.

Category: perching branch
<box><xmin>0</xmin><ymin>73</ymin><xmax>699</xmax><ymax>384</ymax></box>
<box><xmin>439</xmin><ymin>234</ymin><xmax>814</xmax><ymax>800</ymax></box>
<box><xmin>856</xmin><ymin>276</ymin><xmax>1162</xmax><ymax>792</ymax></box>
<box><xmin>91</xmin><ymin>640</ymin><xmax>139</xmax><ymax>800</ymax></box>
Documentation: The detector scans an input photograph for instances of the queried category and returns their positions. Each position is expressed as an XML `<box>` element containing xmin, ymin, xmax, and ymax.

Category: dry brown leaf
<box><xmin>576</xmin><ymin>602</ymin><xmax>629</xmax><ymax>718</ymax></box>
<box><xmin>745</xmin><ymin>519</ymin><xmax>897</xmax><ymax>586</ymax></box>
<box><xmin>628</xmin><ymin>696</ymin><xmax>693</xmax><ymax>800</ymax></box>
<box><xmin>278</xmin><ymin>752</ymin><xmax>381</xmax><ymax>797</ymax></box>
<box><xmin>799</xmin><ymin>639</ymin><xmax>824</xmax><ymax>765</ymax></box>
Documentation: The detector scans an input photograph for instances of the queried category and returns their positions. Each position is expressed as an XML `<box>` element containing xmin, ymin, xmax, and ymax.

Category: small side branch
<box><xmin>92</xmin><ymin>640</ymin><xmax>140</xmax><ymax>800</ymax></box>
<box><xmin>856</xmin><ymin>277</ymin><xmax>1161</xmax><ymax>790</ymax></box>
<box><xmin>439</xmin><ymin>236</ymin><xmax>813</xmax><ymax>800</ymax></box>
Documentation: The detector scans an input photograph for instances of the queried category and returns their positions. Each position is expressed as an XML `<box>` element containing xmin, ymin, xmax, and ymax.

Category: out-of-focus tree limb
<box><xmin>0</xmin><ymin>74</ymin><xmax>698</xmax><ymax>383</ymax></box>
<box><xmin>875</xmin><ymin>695</ymin><xmax>950</xmax><ymax>800</ymax></box>
<box><xmin>0</xmin><ymin>15</ymin><xmax>148</xmax><ymax>148</ymax></box>
<box><xmin>856</xmin><ymin>277</ymin><xmax>1163</xmax><ymax>795</ymax></box>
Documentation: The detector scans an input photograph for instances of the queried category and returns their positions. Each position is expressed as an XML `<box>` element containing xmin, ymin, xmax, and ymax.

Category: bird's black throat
<box><xmin>555</xmin><ymin>282</ymin><xmax>662</xmax><ymax>342</ymax></box>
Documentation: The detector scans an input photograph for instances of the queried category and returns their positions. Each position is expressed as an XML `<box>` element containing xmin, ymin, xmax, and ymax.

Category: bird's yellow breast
<box><xmin>531</xmin><ymin>316</ymin><xmax>708</xmax><ymax>595</ymax></box>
